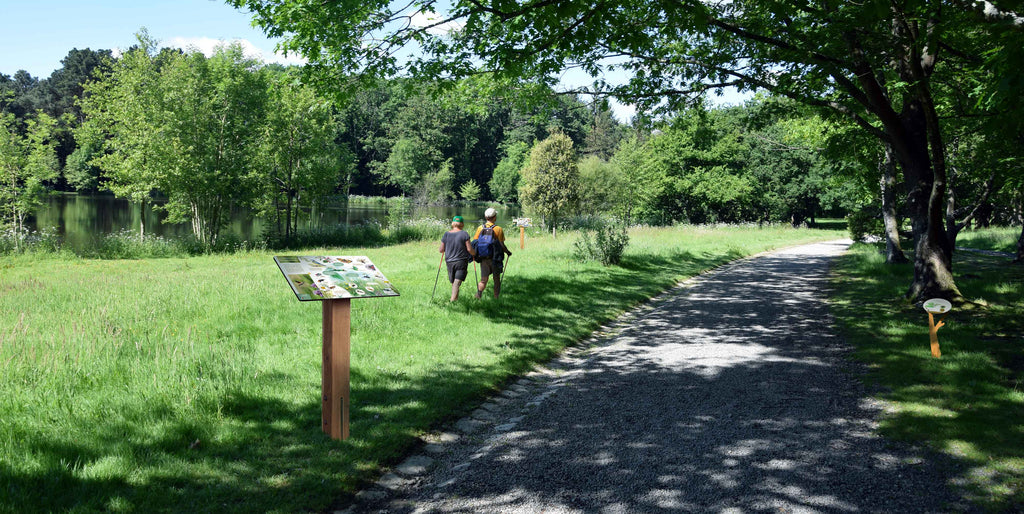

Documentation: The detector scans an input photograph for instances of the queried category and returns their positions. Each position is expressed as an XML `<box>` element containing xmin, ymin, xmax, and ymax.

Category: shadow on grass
<box><xmin>0</xmin><ymin>247</ymin><xmax>753</xmax><ymax>513</ymax></box>
<box><xmin>831</xmin><ymin>245</ymin><xmax>1024</xmax><ymax>510</ymax></box>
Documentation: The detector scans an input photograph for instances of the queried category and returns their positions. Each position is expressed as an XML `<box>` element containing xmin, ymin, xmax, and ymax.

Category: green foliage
<box><xmin>62</xmin><ymin>136</ymin><xmax>103</xmax><ymax>192</ymax></box>
<box><xmin>846</xmin><ymin>207</ymin><xmax>883</xmax><ymax>243</ymax></box>
<box><xmin>416</xmin><ymin>159</ymin><xmax>454</xmax><ymax>205</ymax></box>
<box><xmin>488</xmin><ymin>140</ymin><xmax>528</xmax><ymax>203</ymax></box>
<box><xmin>0</xmin><ymin>111</ymin><xmax>60</xmax><ymax>237</ymax></box>
<box><xmin>158</xmin><ymin>45</ymin><xmax>269</xmax><ymax>244</ymax></box>
<box><xmin>257</xmin><ymin>72</ymin><xmax>343</xmax><ymax>242</ymax></box>
<box><xmin>573</xmin><ymin>218</ymin><xmax>631</xmax><ymax>266</ymax></box>
<box><xmin>379</xmin><ymin>136</ymin><xmax>440</xmax><ymax>195</ymax></box>
<box><xmin>631</xmin><ymin>109</ymin><xmax>751</xmax><ymax>224</ymax></box>
<box><xmin>742</xmin><ymin>102</ymin><xmax>857</xmax><ymax>225</ymax></box>
<box><xmin>80</xmin><ymin>36</ymin><xmax>270</xmax><ymax>246</ymax></box>
<box><xmin>578</xmin><ymin>154</ymin><xmax>629</xmax><ymax>217</ymax></box>
<box><xmin>519</xmin><ymin>130</ymin><xmax>581</xmax><ymax>231</ymax></box>
<box><xmin>458</xmin><ymin>180</ymin><xmax>481</xmax><ymax>201</ymax></box>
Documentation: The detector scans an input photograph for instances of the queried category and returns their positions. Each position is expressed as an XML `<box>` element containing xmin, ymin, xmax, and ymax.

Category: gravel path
<box><xmin>345</xmin><ymin>240</ymin><xmax>970</xmax><ymax>513</ymax></box>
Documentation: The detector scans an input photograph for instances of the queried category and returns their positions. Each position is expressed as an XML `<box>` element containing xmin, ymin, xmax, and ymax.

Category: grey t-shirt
<box><xmin>442</xmin><ymin>230</ymin><xmax>472</xmax><ymax>263</ymax></box>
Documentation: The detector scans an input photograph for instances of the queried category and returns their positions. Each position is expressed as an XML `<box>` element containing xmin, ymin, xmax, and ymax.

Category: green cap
<box><xmin>452</xmin><ymin>215</ymin><xmax>463</xmax><ymax>223</ymax></box>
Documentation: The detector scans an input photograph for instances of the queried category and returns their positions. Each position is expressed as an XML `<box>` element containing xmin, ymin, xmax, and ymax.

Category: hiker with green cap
<box><xmin>438</xmin><ymin>215</ymin><xmax>475</xmax><ymax>301</ymax></box>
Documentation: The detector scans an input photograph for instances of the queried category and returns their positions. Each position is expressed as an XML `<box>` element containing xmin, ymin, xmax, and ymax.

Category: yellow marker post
<box><xmin>922</xmin><ymin>298</ymin><xmax>952</xmax><ymax>358</ymax></box>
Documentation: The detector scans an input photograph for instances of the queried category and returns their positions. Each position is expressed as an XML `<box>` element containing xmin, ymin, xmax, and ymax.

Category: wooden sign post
<box><xmin>923</xmin><ymin>298</ymin><xmax>952</xmax><ymax>358</ymax></box>
<box><xmin>322</xmin><ymin>299</ymin><xmax>351</xmax><ymax>439</ymax></box>
<box><xmin>274</xmin><ymin>256</ymin><xmax>399</xmax><ymax>440</ymax></box>
<box><xmin>513</xmin><ymin>217</ymin><xmax>532</xmax><ymax>250</ymax></box>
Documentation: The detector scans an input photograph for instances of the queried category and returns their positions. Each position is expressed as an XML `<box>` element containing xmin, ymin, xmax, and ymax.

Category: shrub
<box><xmin>0</xmin><ymin>228</ymin><xmax>66</xmax><ymax>256</ymax></box>
<box><xmin>574</xmin><ymin>218</ymin><xmax>630</xmax><ymax>266</ymax></box>
<box><xmin>847</xmin><ymin>208</ymin><xmax>883</xmax><ymax>242</ymax></box>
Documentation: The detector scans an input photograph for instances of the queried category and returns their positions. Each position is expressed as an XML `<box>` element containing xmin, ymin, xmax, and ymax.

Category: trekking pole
<box><xmin>430</xmin><ymin>254</ymin><xmax>443</xmax><ymax>300</ymax></box>
<box><xmin>500</xmin><ymin>252</ymin><xmax>511</xmax><ymax>291</ymax></box>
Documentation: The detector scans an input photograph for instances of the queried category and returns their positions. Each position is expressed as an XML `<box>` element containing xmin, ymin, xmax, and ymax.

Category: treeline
<box><xmin>3</xmin><ymin>34</ymin><xmax>1020</xmax><ymax>254</ymax></box>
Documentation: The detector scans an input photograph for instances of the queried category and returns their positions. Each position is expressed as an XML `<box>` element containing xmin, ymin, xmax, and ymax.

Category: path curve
<box><xmin>348</xmin><ymin>240</ymin><xmax>970</xmax><ymax>513</ymax></box>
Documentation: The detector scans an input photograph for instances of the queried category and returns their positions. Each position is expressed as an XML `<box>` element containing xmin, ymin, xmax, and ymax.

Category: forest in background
<box><xmin>2</xmin><ymin>36</ymin><xmax>1021</xmax><ymax>253</ymax></box>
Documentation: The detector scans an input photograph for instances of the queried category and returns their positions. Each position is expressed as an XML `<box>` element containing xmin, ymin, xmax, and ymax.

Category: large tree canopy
<box><xmin>234</xmin><ymin>0</ymin><xmax>1024</xmax><ymax>301</ymax></box>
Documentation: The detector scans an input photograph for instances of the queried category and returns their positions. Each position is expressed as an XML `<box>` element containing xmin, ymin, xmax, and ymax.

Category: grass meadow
<box><xmin>830</xmin><ymin>235</ymin><xmax>1024</xmax><ymax>511</ymax></box>
<box><xmin>0</xmin><ymin>224</ymin><xmax>843</xmax><ymax>513</ymax></box>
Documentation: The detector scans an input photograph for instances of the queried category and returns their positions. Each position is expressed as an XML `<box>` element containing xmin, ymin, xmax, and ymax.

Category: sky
<box><xmin>0</xmin><ymin>0</ymin><xmax>749</xmax><ymax>123</ymax></box>
<box><xmin>0</xmin><ymin>0</ymin><xmax>301</xmax><ymax>78</ymax></box>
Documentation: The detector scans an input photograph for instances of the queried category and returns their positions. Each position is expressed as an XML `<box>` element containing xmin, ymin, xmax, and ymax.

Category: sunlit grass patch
<box><xmin>830</xmin><ymin>240</ymin><xmax>1024</xmax><ymax>510</ymax></box>
<box><xmin>957</xmin><ymin>227</ymin><xmax>1019</xmax><ymax>254</ymax></box>
<box><xmin>1</xmin><ymin>224</ymin><xmax>844</xmax><ymax>512</ymax></box>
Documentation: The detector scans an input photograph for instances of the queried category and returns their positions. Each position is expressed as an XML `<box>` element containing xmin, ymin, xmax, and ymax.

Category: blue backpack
<box><xmin>475</xmin><ymin>226</ymin><xmax>496</xmax><ymax>261</ymax></box>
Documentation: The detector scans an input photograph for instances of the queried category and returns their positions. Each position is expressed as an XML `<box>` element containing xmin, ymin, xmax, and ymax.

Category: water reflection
<box><xmin>28</xmin><ymin>194</ymin><xmax>520</xmax><ymax>251</ymax></box>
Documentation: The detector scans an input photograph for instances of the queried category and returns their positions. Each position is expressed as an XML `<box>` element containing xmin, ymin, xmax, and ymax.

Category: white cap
<box><xmin>484</xmin><ymin>208</ymin><xmax>497</xmax><ymax>219</ymax></box>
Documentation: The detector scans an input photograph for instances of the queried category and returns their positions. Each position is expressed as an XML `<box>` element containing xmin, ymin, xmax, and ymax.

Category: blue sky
<box><xmin>1</xmin><ymin>1</ymin><xmax>749</xmax><ymax>122</ymax></box>
<box><xmin>0</xmin><ymin>0</ymin><xmax>298</xmax><ymax>79</ymax></box>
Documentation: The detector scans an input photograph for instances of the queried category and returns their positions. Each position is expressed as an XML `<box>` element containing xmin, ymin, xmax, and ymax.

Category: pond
<box><xmin>28</xmin><ymin>194</ymin><xmax>521</xmax><ymax>251</ymax></box>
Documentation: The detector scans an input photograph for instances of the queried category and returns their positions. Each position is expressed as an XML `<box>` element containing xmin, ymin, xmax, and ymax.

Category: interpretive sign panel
<box><xmin>274</xmin><ymin>255</ymin><xmax>399</xmax><ymax>440</ymax></box>
<box><xmin>274</xmin><ymin>255</ymin><xmax>399</xmax><ymax>301</ymax></box>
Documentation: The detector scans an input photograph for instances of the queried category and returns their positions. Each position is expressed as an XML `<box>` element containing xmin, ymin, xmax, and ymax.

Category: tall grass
<box><xmin>830</xmin><ymin>242</ymin><xmax>1024</xmax><ymax>510</ymax></box>
<box><xmin>0</xmin><ymin>224</ymin><xmax>843</xmax><ymax>513</ymax></box>
<box><xmin>0</xmin><ymin>218</ymin><xmax>451</xmax><ymax>260</ymax></box>
<box><xmin>956</xmin><ymin>226</ymin><xmax>1019</xmax><ymax>254</ymax></box>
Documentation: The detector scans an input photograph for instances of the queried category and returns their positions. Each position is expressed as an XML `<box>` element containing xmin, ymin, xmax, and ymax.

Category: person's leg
<box><xmin>450</xmin><ymin>279</ymin><xmax>462</xmax><ymax>301</ymax></box>
<box><xmin>492</xmin><ymin>273</ymin><xmax>501</xmax><ymax>298</ymax></box>
<box><xmin>450</xmin><ymin>261</ymin><xmax>468</xmax><ymax>301</ymax></box>
<box><xmin>477</xmin><ymin>259</ymin><xmax>492</xmax><ymax>299</ymax></box>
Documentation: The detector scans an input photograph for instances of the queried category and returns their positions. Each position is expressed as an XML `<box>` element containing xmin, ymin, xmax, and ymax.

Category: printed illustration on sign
<box><xmin>274</xmin><ymin>256</ymin><xmax>399</xmax><ymax>301</ymax></box>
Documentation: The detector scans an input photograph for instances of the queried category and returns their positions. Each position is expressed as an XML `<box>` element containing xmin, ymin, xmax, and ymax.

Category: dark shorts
<box><xmin>446</xmin><ymin>259</ymin><xmax>468</xmax><ymax>282</ymax></box>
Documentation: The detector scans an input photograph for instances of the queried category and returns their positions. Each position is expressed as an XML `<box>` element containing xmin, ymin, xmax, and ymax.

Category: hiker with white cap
<box><xmin>472</xmin><ymin>207</ymin><xmax>512</xmax><ymax>299</ymax></box>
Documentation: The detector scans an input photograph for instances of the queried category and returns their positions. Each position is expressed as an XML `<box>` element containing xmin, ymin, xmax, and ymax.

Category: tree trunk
<box><xmin>1015</xmin><ymin>197</ymin><xmax>1024</xmax><ymax>264</ymax></box>
<box><xmin>890</xmin><ymin>101</ymin><xmax>960</xmax><ymax>302</ymax></box>
<box><xmin>1015</xmin><ymin>223</ymin><xmax>1024</xmax><ymax>264</ymax></box>
<box><xmin>139</xmin><ymin>198</ymin><xmax>146</xmax><ymax>240</ymax></box>
<box><xmin>879</xmin><ymin>144</ymin><xmax>908</xmax><ymax>263</ymax></box>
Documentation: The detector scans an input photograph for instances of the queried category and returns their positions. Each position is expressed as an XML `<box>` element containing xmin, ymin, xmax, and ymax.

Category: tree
<box><xmin>459</xmin><ymin>180</ymin><xmax>481</xmax><ymax>201</ymax></box>
<box><xmin>631</xmin><ymin>108</ymin><xmax>751</xmax><ymax>224</ymax></box>
<box><xmin>63</xmin><ymin>136</ymin><xmax>103</xmax><ymax>192</ymax></box>
<box><xmin>578</xmin><ymin>155</ymin><xmax>627</xmax><ymax>216</ymax></box>
<box><xmin>0</xmin><ymin>111</ymin><xmax>59</xmax><ymax>240</ymax></box>
<box><xmin>519</xmin><ymin>130</ymin><xmax>580</xmax><ymax>235</ymax></box>
<box><xmin>488</xmin><ymin>140</ymin><xmax>528</xmax><ymax>203</ymax></box>
<box><xmin>44</xmin><ymin>48</ymin><xmax>115</xmax><ymax>174</ymax></box>
<box><xmin>258</xmin><ymin>72</ymin><xmax>343</xmax><ymax>241</ymax></box>
<box><xmin>741</xmin><ymin>100</ymin><xmax>840</xmax><ymax>227</ymax></box>
<box><xmin>233</xmin><ymin>0</ymin><xmax>1024</xmax><ymax>301</ymax></box>
<box><xmin>378</xmin><ymin>136</ymin><xmax>441</xmax><ymax>196</ymax></box>
<box><xmin>77</xmin><ymin>32</ymin><xmax>165</xmax><ymax>239</ymax></box>
<box><xmin>81</xmin><ymin>32</ymin><xmax>269</xmax><ymax>245</ymax></box>
<box><xmin>158</xmin><ymin>45</ymin><xmax>269</xmax><ymax>245</ymax></box>
<box><xmin>581</xmin><ymin>101</ymin><xmax>626</xmax><ymax>160</ymax></box>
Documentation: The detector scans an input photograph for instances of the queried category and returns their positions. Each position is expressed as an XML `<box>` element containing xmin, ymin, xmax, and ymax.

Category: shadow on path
<box><xmin>368</xmin><ymin>241</ymin><xmax>972</xmax><ymax>513</ymax></box>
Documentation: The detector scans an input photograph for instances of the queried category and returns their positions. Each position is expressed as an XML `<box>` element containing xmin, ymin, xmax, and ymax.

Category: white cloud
<box><xmin>409</xmin><ymin>11</ymin><xmax>464</xmax><ymax>35</ymax></box>
<box><xmin>165</xmin><ymin>36</ymin><xmax>307</xmax><ymax>67</ymax></box>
